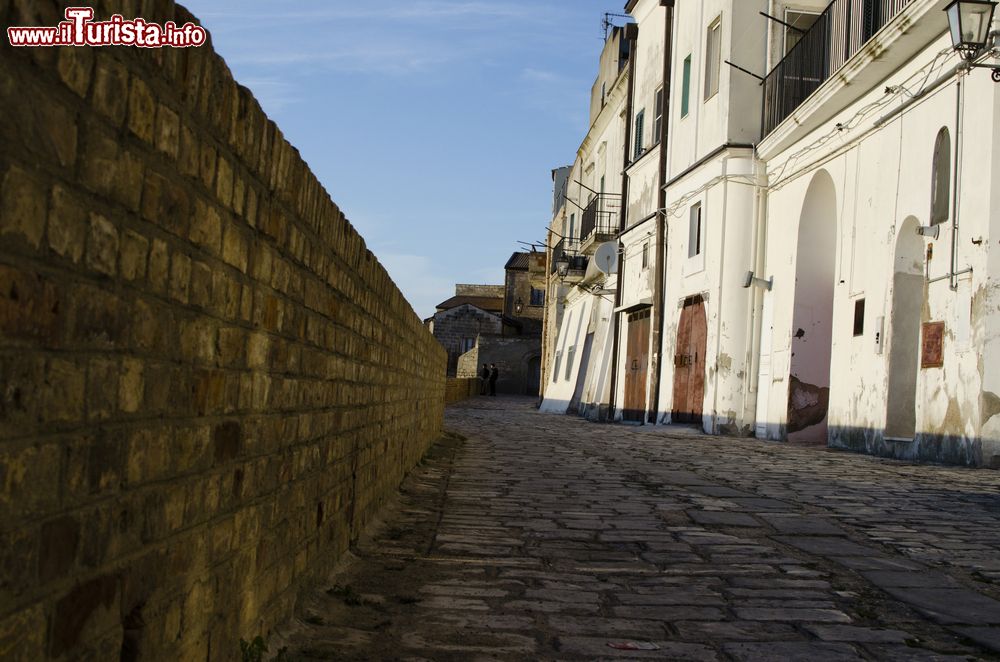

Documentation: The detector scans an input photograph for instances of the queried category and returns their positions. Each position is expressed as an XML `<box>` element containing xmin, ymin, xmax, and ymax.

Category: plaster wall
<box><xmin>758</xmin><ymin>31</ymin><xmax>1000</xmax><ymax>466</ymax></box>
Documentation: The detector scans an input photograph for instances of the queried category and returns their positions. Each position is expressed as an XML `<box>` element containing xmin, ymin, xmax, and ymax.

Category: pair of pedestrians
<box><xmin>479</xmin><ymin>363</ymin><xmax>499</xmax><ymax>396</ymax></box>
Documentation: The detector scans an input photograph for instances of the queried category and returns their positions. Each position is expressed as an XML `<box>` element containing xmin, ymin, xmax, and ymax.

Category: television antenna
<box><xmin>602</xmin><ymin>12</ymin><xmax>631</xmax><ymax>40</ymax></box>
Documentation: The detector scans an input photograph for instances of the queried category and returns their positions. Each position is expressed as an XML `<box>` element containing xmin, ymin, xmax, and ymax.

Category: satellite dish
<box><xmin>593</xmin><ymin>242</ymin><xmax>618</xmax><ymax>275</ymax></box>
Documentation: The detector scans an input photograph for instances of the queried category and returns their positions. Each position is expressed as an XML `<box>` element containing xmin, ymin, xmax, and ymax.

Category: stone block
<box><xmin>1</xmin><ymin>165</ymin><xmax>46</xmax><ymax>249</ymax></box>
<box><xmin>189</xmin><ymin>198</ymin><xmax>222</xmax><ymax>254</ymax></box>
<box><xmin>169</xmin><ymin>252</ymin><xmax>191</xmax><ymax>303</ymax></box>
<box><xmin>127</xmin><ymin>76</ymin><xmax>156</xmax><ymax>143</ymax></box>
<box><xmin>91</xmin><ymin>55</ymin><xmax>128</xmax><ymax>125</ymax></box>
<box><xmin>47</xmin><ymin>184</ymin><xmax>86</xmax><ymax>263</ymax></box>
<box><xmin>85</xmin><ymin>213</ymin><xmax>119</xmax><ymax>277</ymax></box>
<box><xmin>38</xmin><ymin>516</ymin><xmax>81</xmax><ymax>584</ymax></box>
<box><xmin>80</xmin><ymin>124</ymin><xmax>119</xmax><ymax>197</ymax></box>
<box><xmin>148</xmin><ymin>239</ymin><xmax>169</xmax><ymax>294</ymax></box>
<box><xmin>216</xmin><ymin>157</ymin><xmax>233</xmax><ymax>209</ymax></box>
<box><xmin>86</xmin><ymin>358</ymin><xmax>118</xmax><ymax>421</ymax></box>
<box><xmin>118</xmin><ymin>358</ymin><xmax>144</xmax><ymax>414</ymax></box>
<box><xmin>120</xmin><ymin>230</ymin><xmax>149</xmax><ymax>282</ymax></box>
<box><xmin>57</xmin><ymin>46</ymin><xmax>93</xmax><ymax>97</ymax></box>
<box><xmin>113</xmin><ymin>149</ymin><xmax>144</xmax><ymax>212</ymax></box>
<box><xmin>155</xmin><ymin>104</ymin><xmax>180</xmax><ymax>159</ymax></box>
<box><xmin>179</xmin><ymin>124</ymin><xmax>200</xmax><ymax>178</ymax></box>
<box><xmin>0</xmin><ymin>264</ymin><xmax>60</xmax><ymax>344</ymax></box>
<box><xmin>222</xmin><ymin>222</ymin><xmax>248</xmax><ymax>272</ymax></box>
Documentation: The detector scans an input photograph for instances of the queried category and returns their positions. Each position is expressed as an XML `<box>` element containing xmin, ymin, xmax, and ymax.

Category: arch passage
<box><xmin>885</xmin><ymin>217</ymin><xmax>924</xmax><ymax>439</ymax></box>
<box><xmin>787</xmin><ymin>170</ymin><xmax>837</xmax><ymax>443</ymax></box>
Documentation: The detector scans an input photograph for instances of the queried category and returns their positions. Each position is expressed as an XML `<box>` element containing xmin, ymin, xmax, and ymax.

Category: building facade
<box><xmin>540</xmin><ymin>0</ymin><xmax>1000</xmax><ymax>467</ymax></box>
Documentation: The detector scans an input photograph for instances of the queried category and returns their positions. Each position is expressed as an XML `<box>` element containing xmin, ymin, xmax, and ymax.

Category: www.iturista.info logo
<box><xmin>7</xmin><ymin>6</ymin><xmax>207</xmax><ymax>48</ymax></box>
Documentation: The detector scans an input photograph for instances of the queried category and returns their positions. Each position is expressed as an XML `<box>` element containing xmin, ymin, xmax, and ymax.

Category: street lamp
<box><xmin>514</xmin><ymin>297</ymin><xmax>524</xmax><ymax>314</ymax></box>
<box><xmin>945</xmin><ymin>0</ymin><xmax>997</xmax><ymax>57</ymax></box>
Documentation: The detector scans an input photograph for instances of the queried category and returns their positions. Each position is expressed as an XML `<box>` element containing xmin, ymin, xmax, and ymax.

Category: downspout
<box><xmin>950</xmin><ymin>73</ymin><xmax>963</xmax><ymax>291</ymax></box>
<box><xmin>745</xmin><ymin>154</ymin><xmax>768</xmax><ymax>431</ymax></box>
<box><xmin>649</xmin><ymin>0</ymin><xmax>674</xmax><ymax>423</ymax></box>
<box><xmin>608</xmin><ymin>24</ymin><xmax>638</xmax><ymax>421</ymax></box>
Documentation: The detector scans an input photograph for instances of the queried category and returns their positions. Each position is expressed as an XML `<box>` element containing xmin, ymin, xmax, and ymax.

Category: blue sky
<box><xmin>179</xmin><ymin>0</ymin><xmax>622</xmax><ymax>318</ymax></box>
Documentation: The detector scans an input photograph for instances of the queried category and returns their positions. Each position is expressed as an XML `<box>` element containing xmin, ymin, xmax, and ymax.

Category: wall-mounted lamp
<box><xmin>945</xmin><ymin>0</ymin><xmax>1000</xmax><ymax>80</ymax></box>
<box><xmin>742</xmin><ymin>270</ymin><xmax>773</xmax><ymax>291</ymax></box>
<box><xmin>514</xmin><ymin>297</ymin><xmax>524</xmax><ymax>314</ymax></box>
<box><xmin>555</xmin><ymin>254</ymin><xmax>570</xmax><ymax>277</ymax></box>
<box><xmin>917</xmin><ymin>224</ymin><xmax>941</xmax><ymax>239</ymax></box>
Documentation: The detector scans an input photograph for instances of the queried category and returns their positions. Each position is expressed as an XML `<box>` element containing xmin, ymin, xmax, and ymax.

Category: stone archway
<box><xmin>787</xmin><ymin>170</ymin><xmax>837</xmax><ymax>443</ymax></box>
<box><xmin>885</xmin><ymin>217</ymin><xmax>924</xmax><ymax>439</ymax></box>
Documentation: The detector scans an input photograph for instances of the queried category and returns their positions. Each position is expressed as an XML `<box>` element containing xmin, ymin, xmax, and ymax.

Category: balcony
<box><xmin>549</xmin><ymin>238</ymin><xmax>588</xmax><ymax>280</ymax></box>
<box><xmin>579</xmin><ymin>193</ymin><xmax>621</xmax><ymax>254</ymax></box>
<box><xmin>762</xmin><ymin>0</ymin><xmax>912</xmax><ymax>137</ymax></box>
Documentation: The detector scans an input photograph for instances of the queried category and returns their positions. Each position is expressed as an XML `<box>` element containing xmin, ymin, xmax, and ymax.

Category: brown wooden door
<box><xmin>623</xmin><ymin>309</ymin><xmax>651</xmax><ymax>422</ymax></box>
<box><xmin>672</xmin><ymin>297</ymin><xmax>707</xmax><ymax>423</ymax></box>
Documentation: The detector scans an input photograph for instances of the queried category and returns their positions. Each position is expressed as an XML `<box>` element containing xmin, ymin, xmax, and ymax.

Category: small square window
<box><xmin>853</xmin><ymin>299</ymin><xmax>865</xmax><ymax>337</ymax></box>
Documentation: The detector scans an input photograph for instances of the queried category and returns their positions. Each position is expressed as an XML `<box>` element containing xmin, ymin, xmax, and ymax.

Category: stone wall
<box><xmin>445</xmin><ymin>378</ymin><xmax>479</xmax><ymax>404</ymax></box>
<box><xmin>0</xmin><ymin>1</ymin><xmax>446</xmax><ymax>658</ymax></box>
<box><xmin>455</xmin><ymin>284</ymin><xmax>504</xmax><ymax>298</ymax></box>
<box><xmin>476</xmin><ymin>336</ymin><xmax>543</xmax><ymax>396</ymax></box>
<box><xmin>431</xmin><ymin>304</ymin><xmax>501</xmax><ymax>376</ymax></box>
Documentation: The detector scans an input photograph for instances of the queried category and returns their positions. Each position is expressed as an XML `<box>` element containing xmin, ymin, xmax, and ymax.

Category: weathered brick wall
<box><xmin>445</xmin><ymin>378</ymin><xmax>479</xmax><ymax>404</ymax></box>
<box><xmin>0</xmin><ymin>1</ymin><xmax>446</xmax><ymax>659</ymax></box>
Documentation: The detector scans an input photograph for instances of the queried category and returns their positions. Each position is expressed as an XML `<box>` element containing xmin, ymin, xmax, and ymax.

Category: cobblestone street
<box><xmin>279</xmin><ymin>397</ymin><xmax>1000</xmax><ymax>660</ymax></box>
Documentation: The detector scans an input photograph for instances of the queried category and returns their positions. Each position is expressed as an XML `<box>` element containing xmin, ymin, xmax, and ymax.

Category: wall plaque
<box><xmin>921</xmin><ymin>321</ymin><xmax>944</xmax><ymax>368</ymax></box>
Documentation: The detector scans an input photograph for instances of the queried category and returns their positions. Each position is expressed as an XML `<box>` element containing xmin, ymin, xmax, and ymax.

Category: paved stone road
<box><xmin>277</xmin><ymin>397</ymin><xmax>1000</xmax><ymax>660</ymax></box>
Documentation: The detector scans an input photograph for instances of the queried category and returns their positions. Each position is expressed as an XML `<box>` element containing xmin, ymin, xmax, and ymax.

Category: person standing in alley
<box><xmin>480</xmin><ymin>363</ymin><xmax>489</xmax><ymax>395</ymax></box>
<box><xmin>488</xmin><ymin>363</ymin><xmax>499</xmax><ymax>396</ymax></box>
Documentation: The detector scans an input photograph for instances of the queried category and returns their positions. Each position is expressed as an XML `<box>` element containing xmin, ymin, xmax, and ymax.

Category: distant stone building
<box><xmin>435</xmin><ymin>253</ymin><xmax>544</xmax><ymax>394</ymax></box>
<box><xmin>431</xmin><ymin>287</ymin><xmax>504</xmax><ymax>375</ymax></box>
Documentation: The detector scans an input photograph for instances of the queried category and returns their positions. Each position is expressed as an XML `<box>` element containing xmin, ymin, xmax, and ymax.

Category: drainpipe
<box><xmin>745</xmin><ymin>154</ymin><xmax>768</xmax><ymax>433</ymax></box>
<box><xmin>950</xmin><ymin>74</ymin><xmax>963</xmax><ymax>291</ymax></box>
<box><xmin>608</xmin><ymin>24</ymin><xmax>638</xmax><ymax>421</ymax></box>
<box><xmin>649</xmin><ymin>0</ymin><xmax>674</xmax><ymax>423</ymax></box>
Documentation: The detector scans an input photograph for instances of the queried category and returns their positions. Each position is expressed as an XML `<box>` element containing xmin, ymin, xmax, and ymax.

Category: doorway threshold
<box><xmin>884</xmin><ymin>436</ymin><xmax>914</xmax><ymax>443</ymax></box>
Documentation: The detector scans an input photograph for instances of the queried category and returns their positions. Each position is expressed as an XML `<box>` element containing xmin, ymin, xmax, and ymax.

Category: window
<box><xmin>553</xmin><ymin>351</ymin><xmax>562</xmax><ymax>382</ymax></box>
<box><xmin>601</xmin><ymin>82</ymin><xmax>607</xmax><ymax>107</ymax></box>
<box><xmin>681</xmin><ymin>55</ymin><xmax>692</xmax><ymax>117</ymax></box>
<box><xmin>688</xmin><ymin>203</ymin><xmax>703</xmax><ymax>258</ymax></box>
<box><xmin>461</xmin><ymin>337</ymin><xmax>475</xmax><ymax>353</ymax></box>
<box><xmin>600</xmin><ymin>175</ymin><xmax>605</xmax><ymax>195</ymax></box>
<box><xmin>704</xmin><ymin>18</ymin><xmax>721</xmax><ymax>100</ymax></box>
<box><xmin>653</xmin><ymin>87</ymin><xmax>664</xmax><ymax>144</ymax></box>
<box><xmin>633</xmin><ymin>109</ymin><xmax>645</xmax><ymax>160</ymax></box>
<box><xmin>853</xmin><ymin>299</ymin><xmax>865</xmax><ymax>337</ymax></box>
<box><xmin>642</xmin><ymin>242</ymin><xmax>649</xmax><ymax>270</ymax></box>
<box><xmin>569</xmin><ymin>213</ymin><xmax>576</xmax><ymax>242</ymax></box>
<box><xmin>931</xmin><ymin>127</ymin><xmax>951</xmax><ymax>225</ymax></box>
<box><xmin>565</xmin><ymin>345</ymin><xmax>575</xmax><ymax>381</ymax></box>
<box><xmin>530</xmin><ymin>287</ymin><xmax>544</xmax><ymax>306</ymax></box>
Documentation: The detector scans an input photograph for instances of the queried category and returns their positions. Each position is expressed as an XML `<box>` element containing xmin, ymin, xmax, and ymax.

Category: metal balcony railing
<box><xmin>579</xmin><ymin>193</ymin><xmax>622</xmax><ymax>247</ymax></box>
<box><xmin>549</xmin><ymin>238</ymin><xmax>587</xmax><ymax>275</ymax></box>
<box><xmin>762</xmin><ymin>0</ymin><xmax>912</xmax><ymax>136</ymax></box>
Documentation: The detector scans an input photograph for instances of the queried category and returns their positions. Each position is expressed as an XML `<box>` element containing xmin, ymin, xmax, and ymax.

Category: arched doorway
<box><xmin>885</xmin><ymin>217</ymin><xmax>924</xmax><ymax>439</ymax></box>
<box><xmin>787</xmin><ymin>170</ymin><xmax>837</xmax><ymax>443</ymax></box>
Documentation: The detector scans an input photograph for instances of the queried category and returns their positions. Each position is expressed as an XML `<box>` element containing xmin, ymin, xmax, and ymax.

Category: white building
<box><xmin>541</xmin><ymin>0</ymin><xmax>1000</xmax><ymax>468</ymax></box>
<box><xmin>655</xmin><ymin>0</ymin><xmax>769</xmax><ymax>434</ymax></box>
<box><xmin>541</xmin><ymin>26</ymin><xmax>631</xmax><ymax>419</ymax></box>
<box><xmin>755</xmin><ymin>0</ymin><xmax>1000</xmax><ymax>467</ymax></box>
